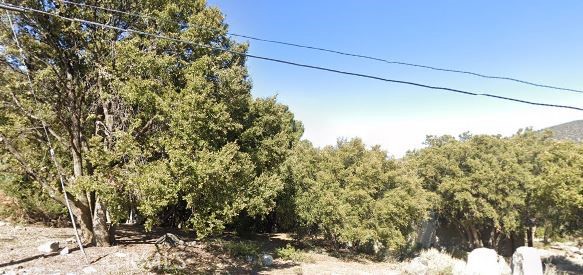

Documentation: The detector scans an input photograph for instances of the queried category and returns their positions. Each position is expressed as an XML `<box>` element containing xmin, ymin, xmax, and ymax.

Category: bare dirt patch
<box><xmin>0</xmin><ymin>222</ymin><xmax>402</xmax><ymax>274</ymax></box>
<box><xmin>2</xmin><ymin>221</ymin><xmax>581</xmax><ymax>274</ymax></box>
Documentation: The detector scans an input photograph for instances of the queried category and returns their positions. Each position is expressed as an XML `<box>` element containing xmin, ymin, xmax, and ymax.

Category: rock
<box><xmin>60</xmin><ymin>247</ymin><xmax>69</xmax><ymax>255</ymax></box>
<box><xmin>466</xmin><ymin>248</ymin><xmax>500</xmax><ymax>275</ymax></box>
<box><xmin>511</xmin><ymin>246</ymin><xmax>543</xmax><ymax>275</ymax></box>
<box><xmin>37</xmin><ymin>241</ymin><xmax>60</xmax><ymax>253</ymax></box>
<box><xmin>260</xmin><ymin>254</ymin><xmax>273</xmax><ymax>266</ymax></box>
<box><xmin>114</xmin><ymin>252</ymin><xmax>127</xmax><ymax>258</ymax></box>
<box><xmin>0</xmin><ymin>220</ymin><xmax>8</xmax><ymax>226</ymax></box>
<box><xmin>154</xmin><ymin>233</ymin><xmax>184</xmax><ymax>246</ymax></box>
<box><xmin>498</xmin><ymin>255</ymin><xmax>511</xmax><ymax>275</ymax></box>
<box><xmin>82</xmin><ymin>266</ymin><xmax>97</xmax><ymax>274</ymax></box>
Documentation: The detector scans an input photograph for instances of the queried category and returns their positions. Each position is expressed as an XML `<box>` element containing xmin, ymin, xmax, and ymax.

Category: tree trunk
<box><xmin>527</xmin><ymin>226</ymin><xmax>534</xmax><ymax>247</ymax></box>
<box><xmin>73</xmin><ymin>203</ymin><xmax>95</xmax><ymax>245</ymax></box>
<box><xmin>93</xmin><ymin>199</ymin><xmax>114</xmax><ymax>246</ymax></box>
<box><xmin>470</xmin><ymin>226</ymin><xmax>482</xmax><ymax>248</ymax></box>
<box><xmin>543</xmin><ymin>224</ymin><xmax>551</xmax><ymax>244</ymax></box>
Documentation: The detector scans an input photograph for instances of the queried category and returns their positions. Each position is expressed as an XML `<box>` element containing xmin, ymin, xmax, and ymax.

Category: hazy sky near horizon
<box><xmin>207</xmin><ymin>0</ymin><xmax>583</xmax><ymax>157</ymax></box>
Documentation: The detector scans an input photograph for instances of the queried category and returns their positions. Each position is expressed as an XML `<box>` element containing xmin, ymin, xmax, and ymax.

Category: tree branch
<box><xmin>0</xmin><ymin>131</ymin><xmax>65</xmax><ymax>205</ymax></box>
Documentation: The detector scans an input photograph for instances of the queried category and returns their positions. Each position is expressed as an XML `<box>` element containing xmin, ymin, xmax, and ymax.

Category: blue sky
<box><xmin>207</xmin><ymin>0</ymin><xmax>583</xmax><ymax>156</ymax></box>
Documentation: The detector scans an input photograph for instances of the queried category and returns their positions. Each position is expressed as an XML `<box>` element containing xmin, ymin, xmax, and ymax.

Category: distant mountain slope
<box><xmin>544</xmin><ymin>120</ymin><xmax>583</xmax><ymax>142</ymax></box>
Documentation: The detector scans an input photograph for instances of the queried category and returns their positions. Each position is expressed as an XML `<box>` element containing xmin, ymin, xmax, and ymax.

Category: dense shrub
<box><xmin>408</xmin><ymin>130</ymin><xmax>583</xmax><ymax>249</ymax></box>
<box><xmin>290</xmin><ymin>138</ymin><xmax>431</xmax><ymax>252</ymax></box>
<box><xmin>276</xmin><ymin>244</ymin><xmax>312</xmax><ymax>262</ymax></box>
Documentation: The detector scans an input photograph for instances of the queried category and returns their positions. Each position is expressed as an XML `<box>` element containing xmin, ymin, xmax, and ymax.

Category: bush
<box><xmin>224</xmin><ymin>240</ymin><xmax>261</xmax><ymax>259</ymax></box>
<box><xmin>276</xmin><ymin>244</ymin><xmax>311</xmax><ymax>262</ymax></box>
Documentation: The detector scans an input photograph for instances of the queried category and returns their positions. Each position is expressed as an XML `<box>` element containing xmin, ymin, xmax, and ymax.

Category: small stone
<box><xmin>261</xmin><ymin>254</ymin><xmax>273</xmax><ymax>266</ymax></box>
<box><xmin>82</xmin><ymin>266</ymin><xmax>97</xmax><ymax>274</ymax></box>
<box><xmin>38</xmin><ymin>241</ymin><xmax>60</xmax><ymax>253</ymax></box>
<box><xmin>0</xmin><ymin>220</ymin><xmax>7</xmax><ymax>226</ymax></box>
<box><xmin>60</xmin><ymin>247</ymin><xmax>69</xmax><ymax>255</ymax></box>
<box><xmin>114</xmin><ymin>252</ymin><xmax>127</xmax><ymax>258</ymax></box>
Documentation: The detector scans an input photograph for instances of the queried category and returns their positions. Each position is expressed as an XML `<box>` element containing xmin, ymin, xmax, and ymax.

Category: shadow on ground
<box><xmin>545</xmin><ymin>255</ymin><xmax>583</xmax><ymax>274</ymax></box>
<box><xmin>116</xmin><ymin>225</ymin><xmax>301</xmax><ymax>274</ymax></box>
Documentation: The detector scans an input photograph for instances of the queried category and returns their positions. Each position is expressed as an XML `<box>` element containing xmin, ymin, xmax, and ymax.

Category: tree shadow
<box><xmin>115</xmin><ymin>224</ymin><xmax>197</xmax><ymax>245</ymax></box>
<box><xmin>136</xmin><ymin>230</ymin><xmax>302</xmax><ymax>274</ymax></box>
<box><xmin>0</xmin><ymin>247</ymin><xmax>81</xmax><ymax>268</ymax></box>
<box><xmin>545</xmin><ymin>255</ymin><xmax>583</xmax><ymax>274</ymax></box>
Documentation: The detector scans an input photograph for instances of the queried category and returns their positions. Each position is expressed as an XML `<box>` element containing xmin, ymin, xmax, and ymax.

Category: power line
<box><xmin>59</xmin><ymin>0</ymin><xmax>583</xmax><ymax>94</ymax></box>
<box><xmin>4</xmin><ymin>10</ymin><xmax>89</xmax><ymax>263</ymax></box>
<box><xmin>2</xmin><ymin>2</ymin><xmax>583</xmax><ymax>112</ymax></box>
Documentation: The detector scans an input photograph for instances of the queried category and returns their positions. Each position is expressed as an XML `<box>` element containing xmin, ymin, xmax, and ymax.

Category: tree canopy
<box><xmin>408</xmin><ymin>130</ymin><xmax>583</xmax><ymax>249</ymax></box>
<box><xmin>0</xmin><ymin>0</ymin><xmax>302</xmax><ymax>245</ymax></box>
<box><xmin>289</xmin><ymin>139</ymin><xmax>431</xmax><ymax>251</ymax></box>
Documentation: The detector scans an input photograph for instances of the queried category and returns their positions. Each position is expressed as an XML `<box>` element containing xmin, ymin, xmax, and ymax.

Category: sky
<box><xmin>207</xmin><ymin>0</ymin><xmax>583</xmax><ymax>157</ymax></box>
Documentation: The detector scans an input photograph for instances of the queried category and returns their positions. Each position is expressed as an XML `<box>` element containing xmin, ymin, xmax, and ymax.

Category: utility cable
<box><xmin>59</xmin><ymin>0</ymin><xmax>583</xmax><ymax>94</ymax></box>
<box><xmin>1</xmin><ymin>2</ymin><xmax>582</xmax><ymax>112</ymax></box>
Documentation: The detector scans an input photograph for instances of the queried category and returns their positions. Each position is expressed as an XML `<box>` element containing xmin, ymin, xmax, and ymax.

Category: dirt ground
<box><xmin>0</xmin><ymin>222</ymin><xmax>401</xmax><ymax>275</ymax></box>
<box><xmin>0</xmin><ymin>221</ymin><xmax>581</xmax><ymax>275</ymax></box>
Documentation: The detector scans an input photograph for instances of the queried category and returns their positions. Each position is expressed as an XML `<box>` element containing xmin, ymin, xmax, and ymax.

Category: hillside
<box><xmin>545</xmin><ymin>120</ymin><xmax>583</xmax><ymax>142</ymax></box>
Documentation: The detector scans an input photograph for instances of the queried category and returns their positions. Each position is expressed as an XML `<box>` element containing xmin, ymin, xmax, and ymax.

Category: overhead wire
<box><xmin>1</xmin><ymin>2</ymin><xmax>582</xmax><ymax>112</ymax></box>
<box><xmin>59</xmin><ymin>0</ymin><xmax>583</xmax><ymax>94</ymax></box>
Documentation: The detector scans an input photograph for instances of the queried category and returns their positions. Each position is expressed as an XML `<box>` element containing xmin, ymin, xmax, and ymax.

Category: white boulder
<box><xmin>465</xmin><ymin>248</ymin><xmax>500</xmax><ymax>275</ymax></box>
<box><xmin>511</xmin><ymin>246</ymin><xmax>543</xmax><ymax>275</ymax></box>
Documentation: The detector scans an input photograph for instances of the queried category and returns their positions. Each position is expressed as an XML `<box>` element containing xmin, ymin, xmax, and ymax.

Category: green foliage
<box><xmin>224</xmin><ymin>240</ymin><xmax>261</xmax><ymax>258</ymax></box>
<box><xmin>290</xmin><ymin>138</ymin><xmax>431</xmax><ymax>251</ymax></box>
<box><xmin>0</xmin><ymin>172</ymin><xmax>67</xmax><ymax>224</ymax></box>
<box><xmin>409</xmin><ymin>130</ymin><xmax>583</xmax><ymax>248</ymax></box>
<box><xmin>276</xmin><ymin>244</ymin><xmax>311</xmax><ymax>262</ymax></box>
<box><xmin>0</xmin><ymin>0</ymin><xmax>302</xmax><ymax>239</ymax></box>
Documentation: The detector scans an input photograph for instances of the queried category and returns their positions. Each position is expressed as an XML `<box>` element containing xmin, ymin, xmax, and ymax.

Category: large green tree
<box><xmin>291</xmin><ymin>138</ymin><xmax>431</xmax><ymax>252</ymax></box>
<box><xmin>511</xmin><ymin>130</ymin><xmax>583</xmax><ymax>244</ymax></box>
<box><xmin>410</xmin><ymin>131</ymin><xmax>583</xmax><ymax>250</ymax></box>
<box><xmin>1</xmin><ymin>0</ymin><xmax>302</xmax><ymax>246</ymax></box>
